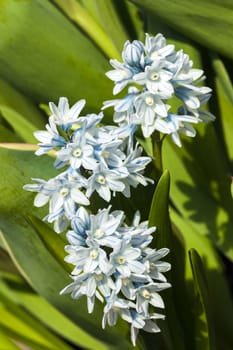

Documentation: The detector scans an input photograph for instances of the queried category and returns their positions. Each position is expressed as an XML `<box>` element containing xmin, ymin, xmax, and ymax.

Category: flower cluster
<box><xmin>60</xmin><ymin>206</ymin><xmax>171</xmax><ymax>346</ymax></box>
<box><xmin>103</xmin><ymin>33</ymin><xmax>215</xmax><ymax>146</ymax></box>
<box><xmin>23</xmin><ymin>31</ymin><xmax>216</xmax><ymax>346</ymax></box>
<box><xmin>24</xmin><ymin>97</ymin><xmax>152</xmax><ymax>233</ymax></box>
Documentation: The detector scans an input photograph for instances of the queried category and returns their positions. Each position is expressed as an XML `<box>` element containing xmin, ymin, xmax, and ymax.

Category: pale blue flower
<box><xmin>133</xmin><ymin>59</ymin><xmax>174</xmax><ymax>98</ymax></box>
<box><xmin>102</xmin><ymin>293</ymin><xmax>133</xmax><ymax>328</ymax></box>
<box><xmin>65</xmin><ymin>241</ymin><xmax>112</xmax><ymax>275</ymax></box>
<box><xmin>49</xmin><ymin>97</ymin><xmax>86</xmax><ymax>131</ymax></box>
<box><xmin>115</xmin><ymin>273</ymin><xmax>149</xmax><ymax>300</ymax></box>
<box><xmin>143</xmin><ymin>247</ymin><xmax>171</xmax><ymax>282</ymax></box>
<box><xmin>175</xmin><ymin>84</ymin><xmax>212</xmax><ymax>110</ymax></box>
<box><xmin>154</xmin><ymin>112</ymin><xmax>200</xmax><ymax>147</ymax></box>
<box><xmin>134</xmin><ymin>91</ymin><xmax>168</xmax><ymax>121</ymax></box>
<box><xmin>54</xmin><ymin>131</ymin><xmax>97</xmax><ymax>170</ymax></box>
<box><xmin>120</xmin><ymin>214</ymin><xmax>155</xmax><ymax>249</ymax></box>
<box><xmin>23</xmin><ymin>172</ymin><xmax>89</xmax><ymax>232</ymax></box>
<box><xmin>144</xmin><ymin>33</ymin><xmax>175</xmax><ymax>62</ymax></box>
<box><xmin>130</xmin><ymin>311</ymin><xmax>165</xmax><ymax>346</ymax></box>
<box><xmin>136</xmin><ymin>282</ymin><xmax>171</xmax><ymax>315</ymax></box>
<box><xmin>34</xmin><ymin>118</ymin><xmax>67</xmax><ymax>156</ymax></box>
<box><xmin>110</xmin><ymin>241</ymin><xmax>145</xmax><ymax>278</ymax></box>
<box><xmin>86</xmin><ymin>162</ymin><xmax>126</xmax><ymax>202</ymax></box>
<box><xmin>66</xmin><ymin>206</ymin><xmax>91</xmax><ymax>247</ymax></box>
<box><xmin>60</xmin><ymin>270</ymin><xmax>115</xmax><ymax>313</ymax></box>
<box><xmin>102</xmin><ymin>87</ymin><xmax>139</xmax><ymax>127</ymax></box>
<box><xmin>170</xmin><ymin>50</ymin><xmax>195</xmax><ymax>79</ymax></box>
<box><xmin>121</xmin><ymin>144</ymin><xmax>153</xmax><ymax>197</ymax></box>
<box><xmin>86</xmin><ymin>207</ymin><xmax>123</xmax><ymax>248</ymax></box>
<box><xmin>122</xmin><ymin>40</ymin><xmax>145</xmax><ymax>67</ymax></box>
<box><xmin>105</xmin><ymin>59</ymin><xmax>134</xmax><ymax>95</ymax></box>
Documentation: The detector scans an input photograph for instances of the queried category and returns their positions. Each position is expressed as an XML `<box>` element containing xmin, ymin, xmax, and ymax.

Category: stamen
<box><xmin>73</xmin><ymin>148</ymin><xmax>82</xmax><ymax>158</ymax></box>
<box><xmin>97</xmin><ymin>175</ymin><xmax>106</xmax><ymax>185</ymax></box>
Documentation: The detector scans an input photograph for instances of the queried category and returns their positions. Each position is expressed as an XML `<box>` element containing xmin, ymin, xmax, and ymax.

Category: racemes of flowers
<box><xmin>103</xmin><ymin>33</ymin><xmax>215</xmax><ymax>146</ymax></box>
<box><xmin>61</xmin><ymin>206</ymin><xmax>171</xmax><ymax>346</ymax></box>
<box><xmin>24</xmin><ymin>97</ymin><xmax>152</xmax><ymax>233</ymax></box>
<box><xmin>23</xmin><ymin>95</ymin><xmax>170</xmax><ymax>345</ymax></box>
<box><xmin>24</xmin><ymin>33</ymin><xmax>214</xmax><ymax>346</ymax></box>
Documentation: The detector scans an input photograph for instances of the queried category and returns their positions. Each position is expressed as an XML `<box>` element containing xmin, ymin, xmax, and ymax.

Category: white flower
<box><xmin>49</xmin><ymin>97</ymin><xmax>86</xmax><ymax>131</ymax></box>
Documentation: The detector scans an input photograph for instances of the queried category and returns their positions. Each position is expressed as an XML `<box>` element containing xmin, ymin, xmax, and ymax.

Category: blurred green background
<box><xmin>0</xmin><ymin>1</ymin><xmax>232</xmax><ymax>349</ymax></box>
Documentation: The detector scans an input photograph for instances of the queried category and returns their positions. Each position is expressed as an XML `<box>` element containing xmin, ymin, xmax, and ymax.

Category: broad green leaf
<box><xmin>94</xmin><ymin>0</ymin><xmax>129</xmax><ymax>54</ymax></box>
<box><xmin>0</xmin><ymin>274</ymin><xmax>102</xmax><ymax>350</ymax></box>
<box><xmin>211</xmin><ymin>54</ymin><xmax>233</xmax><ymax>106</ymax></box>
<box><xmin>0</xmin><ymin>0</ymin><xmax>112</xmax><ymax>109</ymax></box>
<box><xmin>189</xmin><ymin>249</ymin><xmax>216</xmax><ymax>350</ymax></box>
<box><xmin>0</xmin><ymin>105</ymin><xmax>37</xmax><ymax>143</ymax></box>
<box><xmin>148</xmin><ymin>170</ymin><xmax>186</xmax><ymax>350</ymax></box>
<box><xmin>0</xmin><ymin>124</ymin><xmax>22</xmax><ymax>142</ymax></box>
<box><xmin>171</xmin><ymin>209</ymin><xmax>233</xmax><ymax>350</ymax></box>
<box><xmin>0</xmin><ymin>78</ymin><xmax>45</xmax><ymax>129</ymax></box>
<box><xmin>149</xmin><ymin>169</ymin><xmax>171</xmax><ymax>248</ymax></box>
<box><xmin>162</xmin><ymin>135</ymin><xmax>233</xmax><ymax>260</ymax></box>
<box><xmin>110</xmin><ymin>0</ymin><xmax>145</xmax><ymax>41</ymax></box>
<box><xmin>1</xmin><ymin>271</ymin><xmax>113</xmax><ymax>350</ymax></box>
<box><xmin>26</xmin><ymin>214</ymin><xmax>71</xmax><ymax>272</ymax></box>
<box><xmin>130</xmin><ymin>0</ymin><xmax>233</xmax><ymax>59</ymax></box>
<box><xmin>0</xmin><ymin>247</ymin><xmax>20</xmax><ymax>275</ymax></box>
<box><xmin>0</xmin><ymin>291</ymin><xmax>73</xmax><ymax>350</ymax></box>
<box><xmin>211</xmin><ymin>55</ymin><xmax>233</xmax><ymax>168</ymax></box>
<box><xmin>53</xmin><ymin>0</ymin><xmax>121</xmax><ymax>60</ymax></box>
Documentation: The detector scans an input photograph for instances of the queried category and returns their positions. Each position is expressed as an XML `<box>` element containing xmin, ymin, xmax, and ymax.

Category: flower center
<box><xmin>73</xmin><ymin>148</ymin><xmax>82</xmax><ymax>158</ymax></box>
<box><xmin>95</xmin><ymin>274</ymin><xmax>103</xmax><ymax>281</ymax></box>
<box><xmin>145</xmin><ymin>96</ymin><xmax>154</xmax><ymax>106</ymax></box>
<box><xmin>89</xmin><ymin>249</ymin><xmax>98</xmax><ymax>260</ymax></box>
<box><xmin>117</xmin><ymin>256</ymin><xmax>126</xmax><ymax>265</ymax></box>
<box><xmin>142</xmin><ymin>289</ymin><xmax>151</xmax><ymax>299</ymax></box>
<box><xmin>150</xmin><ymin>72</ymin><xmax>159</xmax><ymax>81</ymax></box>
<box><xmin>122</xmin><ymin>278</ymin><xmax>130</xmax><ymax>286</ymax></box>
<box><xmin>60</xmin><ymin>187</ymin><xmax>69</xmax><ymax>197</ymax></box>
<box><xmin>97</xmin><ymin>175</ymin><xmax>106</xmax><ymax>185</ymax></box>
<box><xmin>94</xmin><ymin>228</ymin><xmax>105</xmax><ymax>238</ymax></box>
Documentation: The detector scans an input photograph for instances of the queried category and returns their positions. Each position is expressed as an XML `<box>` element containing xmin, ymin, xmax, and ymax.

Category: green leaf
<box><xmin>53</xmin><ymin>0</ymin><xmax>121</xmax><ymax>60</ymax></box>
<box><xmin>171</xmin><ymin>209</ymin><xmax>233</xmax><ymax>350</ymax></box>
<box><xmin>0</xmin><ymin>290</ymin><xmax>73</xmax><ymax>350</ymax></box>
<box><xmin>0</xmin><ymin>78</ymin><xmax>45</xmax><ymax>129</ymax></box>
<box><xmin>130</xmin><ymin>0</ymin><xmax>233</xmax><ymax>59</ymax></box>
<box><xmin>0</xmin><ymin>0</ymin><xmax>112</xmax><ymax>109</ymax></box>
<box><xmin>162</xmin><ymin>134</ymin><xmax>233</xmax><ymax>260</ymax></box>
<box><xmin>94</xmin><ymin>0</ymin><xmax>129</xmax><ymax>54</ymax></box>
<box><xmin>148</xmin><ymin>170</ymin><xmax>186</xmax><ymax>350</ymax></box>
<box><xmin>0</xmin><ymin>124</ymin><xmax>22</xmax><ymax>142</ymax></box>
<box><xmin>0</xmin><ymin>105</ymin><xmax>37</xmax><ymax>143</ymax></box>
<box><xmin>189</xmin><ymin>249</ymin><xmax>216</xmax><ymax>350</ymax></box>
<box><xmin>149</xmin><ymin>169</ymin><xmax>171</xmax><ymax>248</ymax></box>
<box><xmin>26</xmin><ymin>214</ymin><xmax>71</xmax><ymax>273</ymax></box>
<box><xmin>211</xmin><ymin>55</ymin><xmax>233</xmax><ymax>168</ymax></box>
